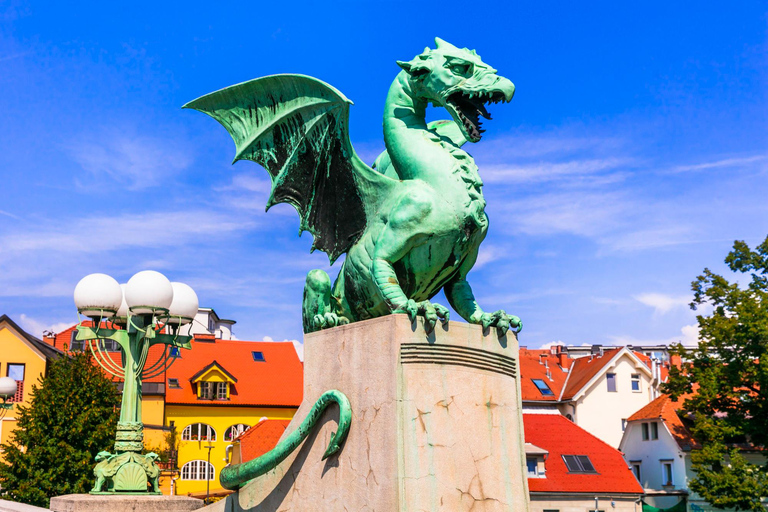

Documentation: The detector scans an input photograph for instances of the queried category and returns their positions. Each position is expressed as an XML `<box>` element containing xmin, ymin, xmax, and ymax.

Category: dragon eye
<box><xmin>451</xmin><ymin>63</ymin><xmax>472</xmax><ymax>76</ymax></box>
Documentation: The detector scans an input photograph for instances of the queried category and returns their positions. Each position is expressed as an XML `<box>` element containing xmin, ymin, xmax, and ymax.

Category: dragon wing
<box><xmin>184</xmin><ymin>74</ymin><xmax>396</xmax><ymax>264</ymax></box>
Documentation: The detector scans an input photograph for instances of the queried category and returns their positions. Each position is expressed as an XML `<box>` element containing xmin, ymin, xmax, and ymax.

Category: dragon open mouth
<box><xmin>446</xmin><ymin>90</ymin><xmax>508</xmax><ymax>142</ymax></box>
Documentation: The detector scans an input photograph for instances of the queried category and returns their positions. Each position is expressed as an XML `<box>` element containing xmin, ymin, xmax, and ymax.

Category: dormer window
<box><xmin>190</xmin><ymin>360</ymin><xmax>237</xmax><ymax>401</ymax></box>
<box><xmin>198</xmin><ymin>381</ymin><xmax>228</xmax><ymax>400</ymax></box>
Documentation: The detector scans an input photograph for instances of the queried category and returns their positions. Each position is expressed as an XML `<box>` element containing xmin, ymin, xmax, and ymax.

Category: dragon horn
<box><xmin>434</xmin><ymin>37</ymin><xmax>459</xmax><ymax>52</ymax></box>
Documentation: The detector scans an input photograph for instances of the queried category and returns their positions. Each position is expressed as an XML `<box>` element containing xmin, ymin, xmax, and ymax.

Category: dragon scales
<box><xmin>185</xmin><ymin>37</ymin><xmax>521</xmax><ymax>336</ymax></box>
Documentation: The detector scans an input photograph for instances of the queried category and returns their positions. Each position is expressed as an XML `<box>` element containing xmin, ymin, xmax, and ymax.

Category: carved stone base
<box><xmin>91</xmin><ymin>451</ymin><xmax>161</xmax><ymax>493</ymax></box>
<box><xmin>207</xmin><ymin>315</ymin><xmax>530</xmax><ymax>512</ymax></box>
<box><xmin>50</xmin><ymin>495</ymin><xmax>202</xmax><ymax>512</ymax></box>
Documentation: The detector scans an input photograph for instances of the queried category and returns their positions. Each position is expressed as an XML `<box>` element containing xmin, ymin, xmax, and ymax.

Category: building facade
<box><xmin>0</xmin><ymin>315</ymin><xmax>62</xmax><ymax>462</ymax></box>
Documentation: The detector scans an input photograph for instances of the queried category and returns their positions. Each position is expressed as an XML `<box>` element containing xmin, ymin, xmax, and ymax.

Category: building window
<box><xmin>98</xmin><ymin>339</ymin><xmax>120</xmax><ymax>352</ymax></box>
<box><xmin>606</xmin><ymin>373</ymin><xmax>617</xmax><ymax>392</ymax></box>
<box><xmin>252</xmin><ymin>351</ymin><xmax>265</xmax><ymax>362</ymax></box>
<box><xmin>69</xmin><ymin>331</ymin><xmax>84</xmax><ymax>351</ymax></box>
<box><xmin>630</xmin><ymin>461</ymin><xmax>642</xmax><ymax>482</ymax></box>
<box><xmin>562</xmin><ymin>455</ymin><xmax>597</xmax><ymax>474</ymax></box>
<box><xmin>531</xmin><ymin>379</ymin><xmax>554</xmax><ymax>396</ymax></box>
<box><xmin>631</xmin><ymin>373</ymin><xmax>641</xmax><ymax>392</ymax></box>
<box><xmin>199</xmin><ymin>381</ymin><xmax>228</xmax><ymax>400</ymax></box>
<box><xmin>182</xmin><ymin>423</ymin><xmax>217</xmax><ymax>442</ymax></box>
<box><xmin>180</xmin><ymin>460</ymin><xmax>215</xmax><ymax>480</ymax></box>
<box><xmin>7</xmin><ymin>364</ymin><xmax>24</xmax><ymax>402</ymax></box>
<box><xmin>168</xmin><ymin>378</ymin><xmax>181</xmax><ymax>389</ymax></box>
<box><xmin>651</xmin><ymin>421</ymin><xmax>659</xmax><ymax>440</ymax></box>
<box><xmin>224</xmin><ymin>424</ymin><xmax>251</xmax><ymax>442</ymax></box>
<box><xmin>621</xmin><ymin>418</ymin><xmax>627</xmax><ymax>431</ymax></box>
<box><xmin>661</xmin><ymin>460</ymin><xmax>674</xmax><ymax>486</ymax></box>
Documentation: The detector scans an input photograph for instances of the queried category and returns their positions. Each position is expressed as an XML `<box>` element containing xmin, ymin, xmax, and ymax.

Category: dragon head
<box><xmin>397</xmin><ymin>38</ymin><xmax>515</xmax><ymax>143</ymax></box>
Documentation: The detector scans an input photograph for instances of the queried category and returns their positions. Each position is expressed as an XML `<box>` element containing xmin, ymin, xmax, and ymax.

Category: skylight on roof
<box><xmin>252</xmin><ymin>351</ymin><xmax>265</xmax><ymax>362</ymax></box>
<box><xmin>531</xmin><ymin>378</ymin><xmax>554</xmax><ymax>396</ymax></box>
<box><xmin>562</xmin><ymin>454</ymin><xmax>597</xmax><ymax>473</ymax></box>
<box><xmin>168</xmin><ymin>378</ymin><xmax>181</xmax><ymax>389</ymax></box>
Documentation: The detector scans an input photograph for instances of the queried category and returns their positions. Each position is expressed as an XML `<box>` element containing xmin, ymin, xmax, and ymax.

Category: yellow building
<box><xmin>44</xmin><ymin>321</ymin><xmax>303</xmax><ymax>497</ymax></box>
<box><xmin>0</xmin><ymin>315</ymin><xmax>63</xmax><ymax>461</ymax></box>
<box><xmin>163</xmin><ymin>335</ymin><xmax>303</xmax><ymax>497</ymax></box>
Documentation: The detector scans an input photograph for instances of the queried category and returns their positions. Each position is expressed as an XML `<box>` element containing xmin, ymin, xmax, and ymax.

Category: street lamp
<box><xmin>74</xmin><ymin>270</ymin><xmax>198</xmax><ymax>494</ymax></box>
<box><xmin>0</xmin><ymin>376</ymin><xmax>17</xmax><ymax>420</ymax></box>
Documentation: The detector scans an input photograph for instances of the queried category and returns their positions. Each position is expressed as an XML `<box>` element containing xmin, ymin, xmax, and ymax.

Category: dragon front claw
<box><xmin>311</xmin><ymin>312</ymin><xmax>350</xmax><ymax>331</ymax></box>
<box><xmin>471</xmin><ymin>309</ymin><xmax>522</xmax><ymax>335</ymax></box>
<box><xmin>395</xmin><ymin>299</ymin><xmax>450</xmax><ymax>333</ymax></box>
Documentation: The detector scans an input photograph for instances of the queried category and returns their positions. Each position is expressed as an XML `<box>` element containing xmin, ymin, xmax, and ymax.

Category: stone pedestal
<box><xmin>211</xmin><ymin>315</ymin><xmax>529</xmax><ymax>512</ymax></box>
<box><xmin>49</xmin><ymin>494</ymin><xmax>203</xmax><ymax>512</ymax></box>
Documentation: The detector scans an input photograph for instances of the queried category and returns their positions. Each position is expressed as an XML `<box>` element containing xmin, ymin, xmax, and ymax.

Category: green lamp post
<box><xmin>73</xmin><ymin>270</ymin><xmax>198</xmax><ymax>494</ymax></box>
<box><xmin>0</xmin><ymin>376</ymin><xmax>17</xmax><ymax>420</ymax></box>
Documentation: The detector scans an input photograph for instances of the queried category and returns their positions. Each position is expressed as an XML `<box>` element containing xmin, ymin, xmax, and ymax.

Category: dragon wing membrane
<box><xmin>184</xmin><ymin>74</ymin><xmax>395</xmax><ymax>263</ymax></box>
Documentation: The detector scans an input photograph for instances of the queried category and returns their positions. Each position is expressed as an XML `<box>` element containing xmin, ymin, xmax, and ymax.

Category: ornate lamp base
<box><xmin>91</xmin><ymin>422</ymin><xmax>162</xmax><ymax>494</ymax></box>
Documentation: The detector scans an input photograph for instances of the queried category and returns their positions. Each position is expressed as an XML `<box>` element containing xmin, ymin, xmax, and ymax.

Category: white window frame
<box><xmin>631</xmin><ymin>373</ymin><xmax>641</xmax><ymax>392</ymax></box>
<box><xmin>660</xmin><ymin>460</ymin><xmax>674</xmax><ymax>486</ymax></box>
<box><xmin>642</xmin><ymin>422</ymin><xmax>649</xmax><ymax>441</ymax></box>
<box><xmin>216</xmin><ymin>382</ymin><xmax>228</xmax><ymax>400</ymax></box>
<box><xmin>182</xmin><ymin>423</ymin><xmax>217</xmax><ymax>442</ymax></box>
<box><xmin>630</xmin><ymin>461</ymin><xmax>641</xmax><ymax>482</ymax></box>
<box><xmin>224</xmin><ymin>423</ymin><xmax>251</xmax><ymax>442</ymax></box>
<box><xmin>180</xmin><ymin>459</ymin><xmax>215</xmax><ymax>481</ymax></box>
<box><xmin>650</xmin><ymin>421</ymin><xmax>659</xmax><ymax>440</ymax></box>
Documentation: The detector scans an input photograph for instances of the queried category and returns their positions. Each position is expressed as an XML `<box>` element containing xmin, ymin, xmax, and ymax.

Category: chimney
<box><xmin>591</xmin><ymin>344</ymin><xmax>601</xmax><ymax>356</ymax></box>
<box><xmin>670</xmin><ymin>354</ymin><xmax>682</xmax><ymax>369</ymax></box>
<box><xmin>558</xmin><ymin>352</ymin><xmax>569</xmax><ymax>369</ymax></box>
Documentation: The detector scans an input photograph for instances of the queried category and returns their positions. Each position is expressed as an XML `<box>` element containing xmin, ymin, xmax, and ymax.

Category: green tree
<box><xmin>665</xmin><ymin>238</ymin><xmax>768</xmax><ymax>511</ymax></box>
<box><xmin>0</xmin><ymin>352</ymin><xmax>119</xmax><ymax>507</ymax></box>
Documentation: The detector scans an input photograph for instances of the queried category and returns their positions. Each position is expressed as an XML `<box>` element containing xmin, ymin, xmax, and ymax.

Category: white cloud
<box><xmin>481</xmin><ymin>157</ymin><xmax>631</xmax><ymax>184</ymax></box>
<box><xmin>66</xmin><ymin>132</ymin><xmax>193</xmax><ymax>190</ymax></box>
<box><xmin>633</xmin><ymin>293</ymin><xmax>692</xmax><ymax>315</ymax></box>
<box><xmin>608</xmin><ymin>323</ymin><xmax>699</xmax><ymax>346</ymax></box>
<box><xmin>670</xmin><ymin>154</ymin><xmax>766</xmax><ymax>173</ymax></box>
<box><xmin>539</xmin><ymin>340</ymin><xmax>565</xmax><ymax>350</ymax></box>
<box><xmin>17</xmin><ymin>314</ymin><xmax>71</xmax><ymax>338</ymax></box>
<box><xmin>0</xmin><ymin>210</ymin><xmax>255</xmax><ymax>257</ymax></box>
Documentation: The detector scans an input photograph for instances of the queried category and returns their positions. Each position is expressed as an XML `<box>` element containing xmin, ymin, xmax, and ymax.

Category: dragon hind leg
<box><xmin>303</xmin><ymin>269</ymin><xmax>349</xmax><ymax>333</ymax></box>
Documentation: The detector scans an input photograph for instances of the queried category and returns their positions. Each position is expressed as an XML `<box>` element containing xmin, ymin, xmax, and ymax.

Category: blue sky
<box><xmin>1</xmin><ymin>1</ymin><xmax>766</xmax><ymax>353</ymax></box>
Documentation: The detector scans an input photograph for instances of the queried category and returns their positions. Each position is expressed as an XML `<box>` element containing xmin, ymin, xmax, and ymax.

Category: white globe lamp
<box><xmin>125</xmin><ymin>270</ymin><xmax>174</xmax><ymax>315</ymax></box>
<box><xmin>113</xmin><ymin>284</ymin><xmax>129</xmax><ymax>325</ymax></box>
<box><xmin>0</xmin><ymin>376</ymin><xmax>17</xmax><ymax>401</ymax></box>
<box><xmin>74</xmin><ymin>273</ymin><xmax>123</xmax><ymax>319</ymax></box>
<box><xmin>166</xmin><ymin>282</ymin><xmax>199</xmax><ymax>325</ymax></box>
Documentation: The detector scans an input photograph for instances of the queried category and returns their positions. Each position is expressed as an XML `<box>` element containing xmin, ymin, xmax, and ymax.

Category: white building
<box><xmin>619</xmin><ymin>393</ymin><xmax>766</xmax><ymax>512</ymax></box>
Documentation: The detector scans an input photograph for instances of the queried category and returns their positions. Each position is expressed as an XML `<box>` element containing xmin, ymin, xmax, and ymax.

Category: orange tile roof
<box><xmin>237</xmin><ymin>419</ymin><xmax>291</xmax><ymax>462</ymax></box>
<box><xmin>166</xmin><ymin>338</ymin><xmax>303</xmax><ymax>407</ymax></box>
<box><xmin>519</xmin><ymin>349</ymin><xmax>570</xmax><ymax>401</ymax></box>
<box><xmin>560</xmin><ymin>348</ymin><xmax>623</xmax><ymax>400</ymax></box>
<box><xmin>627</xmin><ymin>393</ymin><xmax>697</xmax><ymax>449</ymax></box>
<box><xmin>524</xmin><ymin>413</ymin><xmax>643</xmax><ymax>494</ymax></box>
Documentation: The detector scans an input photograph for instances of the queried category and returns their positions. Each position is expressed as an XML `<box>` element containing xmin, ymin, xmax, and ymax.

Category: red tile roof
<box><xmin>166</xmin><ymin>338</ymin><xmax>303</xmax><ymax>407</ymax></box>
<box><xmin>524</xmin><ymin>413</ymin><xmax>643</xmax><ymax>494</ymax></box>
<box><xmin>49</xmin><ymin>322</ymin><xmax>168</xmax><ymax>384</ymax></box>
<box><xmin>519</xmin><ymin>349</ymin><xmax>570</xmax><ymax>401</ymax></box>
<box><xmin>237</xmin><ymin>419</ymin><xmax>291</xmax><ymax>462</ymax></box>
<box><xmin>627</xmin><ymin>393</ymin><xmax>697</xmax><ymax>449</ymax></box>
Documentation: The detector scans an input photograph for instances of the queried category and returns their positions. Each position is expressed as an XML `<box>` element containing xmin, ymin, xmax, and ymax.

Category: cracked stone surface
<box><xmin>203</xmin><ymin>315</ymin><xmax>529</xmax><ymax>512</ymax></box>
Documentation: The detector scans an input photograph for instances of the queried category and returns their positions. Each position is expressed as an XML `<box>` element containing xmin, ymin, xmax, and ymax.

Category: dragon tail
<box><xmin>219</xmin><ymin>390</ymin><xmax>351</xmax><ymax>490</ymax></box>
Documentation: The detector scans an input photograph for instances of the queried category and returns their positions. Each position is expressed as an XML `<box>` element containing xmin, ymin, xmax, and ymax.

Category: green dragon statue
<box><xmin>185</xmin><ymin>37</ymin><xmax>521</xmax><ymax>335</ymax></box>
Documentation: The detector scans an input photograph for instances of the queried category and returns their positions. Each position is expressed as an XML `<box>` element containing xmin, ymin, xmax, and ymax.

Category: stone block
<box><xmin>214</xmin><ymin>315</ymin><xmax>529</xmax><ymax>512</ymax></box>
<box><xmin>49</xmin><ymin>494</ymin><xmax>203</xmax><ymax>512</ymax></box>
